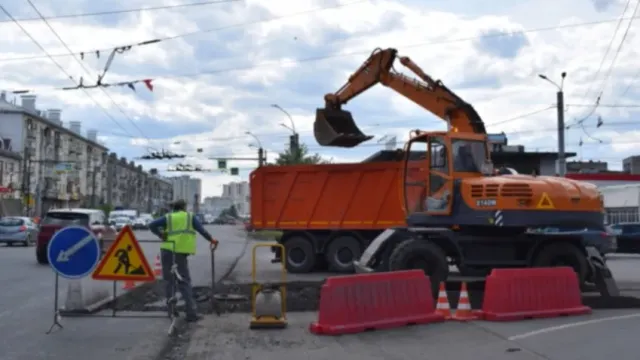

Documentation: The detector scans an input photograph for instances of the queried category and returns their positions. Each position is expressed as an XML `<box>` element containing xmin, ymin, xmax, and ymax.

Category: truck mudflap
<box><xmin>354</xmin><ymin>228</ymin><xmax>397</xmax><ymax>273</ymax></box>
<box><xmin>585</xmin><ymin>246</ymin><xmax>620</xmax><ymax>297</ymax></box>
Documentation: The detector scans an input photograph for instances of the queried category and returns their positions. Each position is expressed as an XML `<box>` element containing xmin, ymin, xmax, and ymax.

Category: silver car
<box><xmin>0</xmin><ymin>217</ymin><xmax>38</xmax><ymax>246</ymax></box>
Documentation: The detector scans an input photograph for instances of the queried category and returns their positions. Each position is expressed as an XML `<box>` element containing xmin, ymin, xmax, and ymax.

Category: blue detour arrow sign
<box><xmin>47</xmin><ymin>226</ymin><xmax>101</xmax><ymax>279</ymax></box>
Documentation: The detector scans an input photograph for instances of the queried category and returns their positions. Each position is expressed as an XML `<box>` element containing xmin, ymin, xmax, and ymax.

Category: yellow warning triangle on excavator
<box><xmin>536</xmin><ymin>192</ymin><xmax>555</xmax><ymax>209</ymax></box>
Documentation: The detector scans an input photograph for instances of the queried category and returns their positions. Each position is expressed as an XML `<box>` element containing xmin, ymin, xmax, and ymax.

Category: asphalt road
<box><xmin>0</xmin><ymin>225</ymin><xmax>248</xmax><ymax>360</ymax></box>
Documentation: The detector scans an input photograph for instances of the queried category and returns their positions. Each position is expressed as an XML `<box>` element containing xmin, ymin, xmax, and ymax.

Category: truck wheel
<box><xmin>36</xmin><ymin>247</ymin><xmax>48</xmax><ymax>265</ymax></box>
<box><xmin>325</xmin><ymin>235</ymin><xmax>362</xmax><ymax>273</ymax></box>
<box><xmin>388</xmin><ymin>239</ymin><xmax>449</xmax><ymax>293</ymax></box>
<box><xmin>533</xmin><ymin>242</ymin><xmax>589</xmax><ymax>284</ymax></box>
<box><xmin>284</xmin><ymin>236</ymin><xmax>316</xmax><ymax>274</ymax></box>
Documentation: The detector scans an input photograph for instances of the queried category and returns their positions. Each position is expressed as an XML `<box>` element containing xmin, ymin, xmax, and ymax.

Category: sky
<box><xmin>1</xmin><ymin>0</ymin><xmax>640</xmax><ymax>198</ymax></box>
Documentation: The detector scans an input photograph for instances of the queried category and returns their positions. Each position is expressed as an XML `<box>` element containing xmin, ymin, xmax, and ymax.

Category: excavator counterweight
<box><xmin>314</xmin><ymin>108</ymin><xmax>373</xmax><ymax>148</ymax></box>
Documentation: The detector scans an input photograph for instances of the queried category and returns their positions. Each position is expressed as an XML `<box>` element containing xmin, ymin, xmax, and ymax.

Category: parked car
<box><xmin>131</xmin><ymin>217</ymin><xmax>148</xmax><ymax>230</ymax></box>
<box><xmin>532</xmin><ymin>225</ymin><xmax>618</xmax><ymax>255</ymax></box>
<box><xmin>244</xmin><ymin>219</ymin><xmax>254</xmax><ymax>232</ymax></box>
<box><xmin>610</xmin><ymin>222</ymin><xmax>640</xmax><ymax>254</ymax></box>
<box><xmin>0</xmin><ymin>217</ymin><xmax>38</xmax><ymax>247</ymax></box>
<box><xmin>36</xmin><ymin>208</ymin><xmax>116</xmax><ymax>264</ymax></box>
<box><xmin>113</xmin><ymin>217</ymin><xmax>132</xmax><ymax>232</ymax></box>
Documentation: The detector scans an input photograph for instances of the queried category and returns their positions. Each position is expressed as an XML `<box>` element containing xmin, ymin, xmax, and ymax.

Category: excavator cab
<box><xmin>403</xmin><ymin>131</ymin><xmax>490</xmax><ymax>217</ymax></box>
<box><xmin>314</xmin><ymin>108</ymin><xmax>374</xmax><ymax>148</ymax></box>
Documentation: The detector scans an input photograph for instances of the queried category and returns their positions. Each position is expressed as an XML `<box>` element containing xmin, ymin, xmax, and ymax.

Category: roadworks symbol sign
<box><xmin>537</xmin><ymin>192</ymin><xmax>555</xmax><ymax>209</ymax></box>
<box><xmin>92</xmin><ymin>225</ymin><xmax>155</xmax><ymax>282</ymax></box>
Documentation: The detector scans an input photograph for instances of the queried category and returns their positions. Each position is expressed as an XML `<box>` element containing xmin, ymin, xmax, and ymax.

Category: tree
<box><xmin>274</xmin><ymin>143</ymin><xmax>331</xmax><ymax>166</ymax></box>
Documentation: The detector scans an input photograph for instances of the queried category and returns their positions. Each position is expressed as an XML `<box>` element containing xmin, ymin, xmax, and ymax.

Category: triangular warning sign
<box><xmin>537</xmin><ymin>192</ymin><xmax>555</xmax><ymax>209</ymax></box>
<box><xmin>92</xmin><ymin>225</ymin><xmax>155</xmax><ymax>282</ymax></box>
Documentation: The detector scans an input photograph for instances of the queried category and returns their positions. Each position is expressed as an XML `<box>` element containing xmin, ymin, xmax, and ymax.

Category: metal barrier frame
<box><xmin>47</xmin><ymin>240</ymin><xmax>178</xmax><ymax>334</ymax></box>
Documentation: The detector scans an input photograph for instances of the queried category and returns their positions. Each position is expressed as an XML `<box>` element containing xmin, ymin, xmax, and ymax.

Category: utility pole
<box><xmin>258</xmin><ymin>147</ymin><xmax>265</xmax><ymax>167</ymax></box>
<box><xmin>21</xmin><ymin>145</ymin><xmax>30</xmax><ymax>216</ymax></box>
<box><xmin>271</xmin><ymin>104</ymin><xmax>299</xmax><ymax>154</ymax></box>
<box><xmin>538</xmin><ymin>72</ymin><xmax>567</xmax><ymax>176</ymax></box>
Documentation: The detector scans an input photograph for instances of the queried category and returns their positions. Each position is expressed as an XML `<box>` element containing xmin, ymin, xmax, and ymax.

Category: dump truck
<box><xmin>250</xmin><ymin>151</ymin><xmax>408</xmax><ymax>274</ymax></box>
<box><xmin>307</xmin><ymin>47</ymin><xmax>617</xmax><ymax>296</ymax></box>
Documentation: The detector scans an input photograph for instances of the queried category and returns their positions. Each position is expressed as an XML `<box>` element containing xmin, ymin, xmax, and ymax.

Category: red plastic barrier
<box><xmin>480</xmin><ymin>267</ymin><xmax>591</xmax><ymax>321</ymax></box>
<box><xmin>309</xmin><ymin>270</ymin><xmax>444</xmax><ymax>335</ymax></box>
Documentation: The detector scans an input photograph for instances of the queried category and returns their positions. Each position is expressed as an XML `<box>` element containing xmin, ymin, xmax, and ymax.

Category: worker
<box><xmin>148</xmin><ymin>199</ymin><xmax>219</xmax><ymax>322</ymax></box>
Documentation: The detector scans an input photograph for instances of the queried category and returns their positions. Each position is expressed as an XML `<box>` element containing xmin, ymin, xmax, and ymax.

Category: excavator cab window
<box><xmin>403</xmin><ymin>134</ymin><xmax>453</xmax><ymax>216</ymax></box>
<box><xmin>452</xmin><ymin>139</ymin><xmax>487</xmax><ymax>173</ymax></box>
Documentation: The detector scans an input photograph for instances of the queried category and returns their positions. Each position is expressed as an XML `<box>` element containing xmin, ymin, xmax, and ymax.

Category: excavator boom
<box><xmin>314</xmin><ymin>48</ymin><xmax>486</xmax><ymax>148</ymax></box>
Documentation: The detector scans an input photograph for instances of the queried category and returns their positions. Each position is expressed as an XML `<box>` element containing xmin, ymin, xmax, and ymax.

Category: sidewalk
<box><xmin>180</xmin><ymin>312</ymin><xmax>545</xmax><ymax>360</ymax></box>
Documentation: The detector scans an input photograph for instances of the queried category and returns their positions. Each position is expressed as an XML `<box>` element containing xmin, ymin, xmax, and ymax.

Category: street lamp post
<box><xmin>538</xmin><ymin>72</ymin><xmax>567</xmax><ymax>176</ymax></box>
<box><xmin>245</xmin><ymin>131</ymin><xmax>265</xmax><ymax>167</ymax></box>
<box><xmin>270</xmin><ymin>104</ymin><xmax>299</xmax><ymax>154</ymax></box>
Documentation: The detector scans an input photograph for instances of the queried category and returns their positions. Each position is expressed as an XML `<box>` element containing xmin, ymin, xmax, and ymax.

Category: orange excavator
<box><xmin>313</xmin><ymin>47</ymin><xmax>617</xmax><ymax>296</ymax></box>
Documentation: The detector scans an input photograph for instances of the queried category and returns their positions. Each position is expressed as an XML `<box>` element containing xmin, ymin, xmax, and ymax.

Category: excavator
<box><xmin>313</xmin><ymin>47</ymin><xmax>618</xmax><ymax>296</ymax></box>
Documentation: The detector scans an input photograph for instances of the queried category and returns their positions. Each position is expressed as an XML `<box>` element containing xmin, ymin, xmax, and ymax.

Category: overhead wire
<box><xmin>25</xmin><ymin>0</ymin><xmax>151</xmax><ymax>145</ymax></box>
<box><xmin>0</xmin><ymin>0</ymin><xmax>239</xmax><ymax>23</ymax></box>
<box><xmin>2</xmin><ymin>3</ymin><xmax>640</xmax><ymax>65</ymax></box>
<box><xmin>0</xmin><ymin>5</ymin><xmax>134</xmax><ymax>138</ymax></box>
<box><xmin>578</xmin><ymin>0</ymin><xmax>640</xmax><ymax>144</ymax></box>
<box><xmin>0</xmin><ymin>0</ymin><xmax>369</xmax><ymax>63</ymax></box>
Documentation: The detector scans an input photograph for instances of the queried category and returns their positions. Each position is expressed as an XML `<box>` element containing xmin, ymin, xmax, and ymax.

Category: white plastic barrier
<box><xmin>61</xmin><ymin>277</ymin><xmax>114</xmax><ymax>314</ymax></box>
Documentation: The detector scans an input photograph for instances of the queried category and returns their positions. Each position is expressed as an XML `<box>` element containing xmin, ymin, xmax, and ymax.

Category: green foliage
<box><xmin>274</xmin><ymin>143</ymin><xmax>331</xmax><ymax>166</ymax></box>
<box><xmin>100</xmin><ymin>204</ymin><xmax>113</xmax><ymax>218</ymax></box>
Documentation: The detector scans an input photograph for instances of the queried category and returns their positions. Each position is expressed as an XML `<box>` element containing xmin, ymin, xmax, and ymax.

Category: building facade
<box><xmin>0</xmin><ymin>93</ymin><xmax>173</xmax><ymax>215</ymax></box>
<box><xmin>222</xmin><ymin>181</ymin><xmax>250</xmax><ymax>215</ymax></box>
<box><xmin>167</xmin><ymin>175</ymin><xmax>202</xmax><ymax>212</ymax></box>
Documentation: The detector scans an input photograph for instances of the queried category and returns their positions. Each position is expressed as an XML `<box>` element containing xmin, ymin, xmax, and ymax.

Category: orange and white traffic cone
<box><xmin>153</xmin><ymin>254</ymin><xmax>162</xmax><ymax>277</ymax></box>
<box><xmin>435</xmin><ymin>282</ymin><xmax>452</xmax><ymax>319</ymax></box>
<box><xmin>452</xmin><ymin>282</ymin><xmax>478</xmax><ymax>321</ymax></box>
<box><xmin>122</xmin><ymin>280</ymin><xmax>136</xmax><ymax>290</ymax></box>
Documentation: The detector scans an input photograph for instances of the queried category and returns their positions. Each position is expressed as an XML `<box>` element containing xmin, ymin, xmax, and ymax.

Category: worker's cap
<box><xmin>171</xmin><ymin>199</ymin><xmax>187</xmax><ymax>208</ymax></box>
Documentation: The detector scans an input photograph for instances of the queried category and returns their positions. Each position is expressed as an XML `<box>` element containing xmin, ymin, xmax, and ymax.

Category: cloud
<box><xmin>1</xmin><ymin>0</ymin><xmax>640</xmax><ymax>198</ymax></box>
<box><xmin>474</xmin><ymin>29</ymin><xmax>530</xmax><ymax>59</ymax></box>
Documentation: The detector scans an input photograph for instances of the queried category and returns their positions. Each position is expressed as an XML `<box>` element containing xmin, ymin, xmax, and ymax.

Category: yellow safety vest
<box><xmin>161</xmin><ymin>211</ymin><xmax>197</xmax><ymax>254</ymax></box>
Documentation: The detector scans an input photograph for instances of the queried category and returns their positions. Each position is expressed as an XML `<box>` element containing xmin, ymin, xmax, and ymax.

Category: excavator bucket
<box><xmin>314</xmin><ymin>108</ymin><xmax>374</xmax><ymax>148</ymax></box>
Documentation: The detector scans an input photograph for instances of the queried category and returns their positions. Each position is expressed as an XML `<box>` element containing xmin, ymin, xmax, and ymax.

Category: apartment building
<box><xmin>167</xmin><ymin>175</ymin><xmax>202</xmax><ymax>212</ymax></box>
<box><xmin>0</xmin><ymin>93</ymin><xmax>173</xmax><ymax>215</ymax></box>
<box><xmin>222</xmin><ymin>181</ymin><xmax>250</xmax><ymax>215</ymax></box>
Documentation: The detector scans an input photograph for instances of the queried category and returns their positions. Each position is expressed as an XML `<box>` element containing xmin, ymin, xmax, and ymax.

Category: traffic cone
<box><xmin>435</xmin><ymin>282</ymin><xmax>451</xmax><ymax>319</ymax></box>
<box><xmin>452</xmin><ymin>282</ymin><xmax>478</xmax><ymax>321</ymax></box>
<box><xmin>122</xmin><ymin>280</ymin><xmax>136</xmax><ymax>290</ymax></box>
<box><xmin>153</xmin><ymin>254</ymin><xmax>162</xmax><ymax>277</ymax></box>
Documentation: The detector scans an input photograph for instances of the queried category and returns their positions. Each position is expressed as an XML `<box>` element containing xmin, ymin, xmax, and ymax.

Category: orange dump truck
<box><xmin>250</xmin><ymin>151</ymin><xmax>407</xmax><ymax>273</ymax></box>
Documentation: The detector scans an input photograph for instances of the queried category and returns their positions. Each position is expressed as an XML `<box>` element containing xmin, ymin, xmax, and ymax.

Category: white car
<box><xmin>112</xmin><ymin>217</ymin><xmax>132</xmax><ymax>232</ymax></box>
<box><xmin>132</xmin><ymin>217</ymin><xmax>148</xmax><ymax>230</ymax></box>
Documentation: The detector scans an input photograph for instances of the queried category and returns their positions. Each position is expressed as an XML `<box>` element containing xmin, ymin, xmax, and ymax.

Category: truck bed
<box><xmin>250</xmin><ymin>161</ymin><xmax>406</xmax><ymax>230</ymax></box>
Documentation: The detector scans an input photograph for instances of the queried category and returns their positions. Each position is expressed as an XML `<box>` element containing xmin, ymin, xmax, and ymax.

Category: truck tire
<box><xmin>388</xmin><ymin>239</ymin><xmax>449</xmax><ymax>293</ymax></box>
<box><xmin>36</xmin><ymin>247</ymin><xmax>48</xmax><ymax>265</ymax></box>
<box><xmin>532</xmin><ymin>242</ymin><xmax>589</xmax><ymax>284</ymax></box>
<box><xmin>325</xmin><ymin>235</ymin><xmax>362</xmax><ymax>273</ymax></box>
<box><xmin>284</xmin><ymin>236</ymin><xmax>316</xmax><ymax>274</ymax></box>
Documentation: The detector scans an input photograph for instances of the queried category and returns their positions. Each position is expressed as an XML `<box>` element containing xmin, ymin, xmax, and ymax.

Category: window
<box><xmin>452</xmin><ymin>140</ymin><xmax>487</xmax><ymax>172</ymax></box>
<box><xmin>0</xmin><ymin>217</ymin><xmax>25</xmax><ymax>226</ymax></box>
<box><xmin>42</xmin><ymin>211</ymin><xmax>90</xmax><ymax>226</ymax></box>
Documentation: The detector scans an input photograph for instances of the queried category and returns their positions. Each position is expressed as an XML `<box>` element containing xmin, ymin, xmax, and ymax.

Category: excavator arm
<box><xmin>314</xmin><ymin>48</ymin><xmax>487</xmax><ymax>148</ymax></box>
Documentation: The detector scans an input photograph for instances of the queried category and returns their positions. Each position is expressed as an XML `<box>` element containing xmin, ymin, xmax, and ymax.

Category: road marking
<box><xmin>508</xmin><ymin>312</ymin><xmax>640</xmax><ymax>340</ymax></box>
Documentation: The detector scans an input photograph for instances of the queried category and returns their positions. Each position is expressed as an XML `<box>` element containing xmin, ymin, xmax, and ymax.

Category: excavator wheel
<box><xmin>532</xmin><ymin>242</ymin><xmax>589</xmax><ymax>284</ymax></box>
<box><xmin>388</xmin><ymin>239</ymin><xmax>449</xmax><ymax>295</ymax></box>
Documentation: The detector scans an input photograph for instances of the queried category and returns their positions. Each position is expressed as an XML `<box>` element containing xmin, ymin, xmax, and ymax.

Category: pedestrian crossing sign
<box><xmin>92</xmin><ymin>225</ymin><xmax>155</xmax><ymax>282</ymax></box>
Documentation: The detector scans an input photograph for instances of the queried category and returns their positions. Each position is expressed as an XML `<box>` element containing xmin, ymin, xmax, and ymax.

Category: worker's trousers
<box><xmin>160</xmin><ymin>249</ymin><xmax>197</xmax><ymax>318</ymax></box>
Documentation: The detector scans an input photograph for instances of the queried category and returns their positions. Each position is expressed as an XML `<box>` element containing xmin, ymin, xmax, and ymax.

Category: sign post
<box><xmin>46</xmin><ymin>226</ymin><xmax>101</xmax><ymax>334</ymax></box>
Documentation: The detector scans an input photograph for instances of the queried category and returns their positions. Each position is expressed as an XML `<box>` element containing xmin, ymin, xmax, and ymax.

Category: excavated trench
<box><xmin>108</xmin><ymin>279</ymin><xmax>640</xmax><ymax>315</ymax></box>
